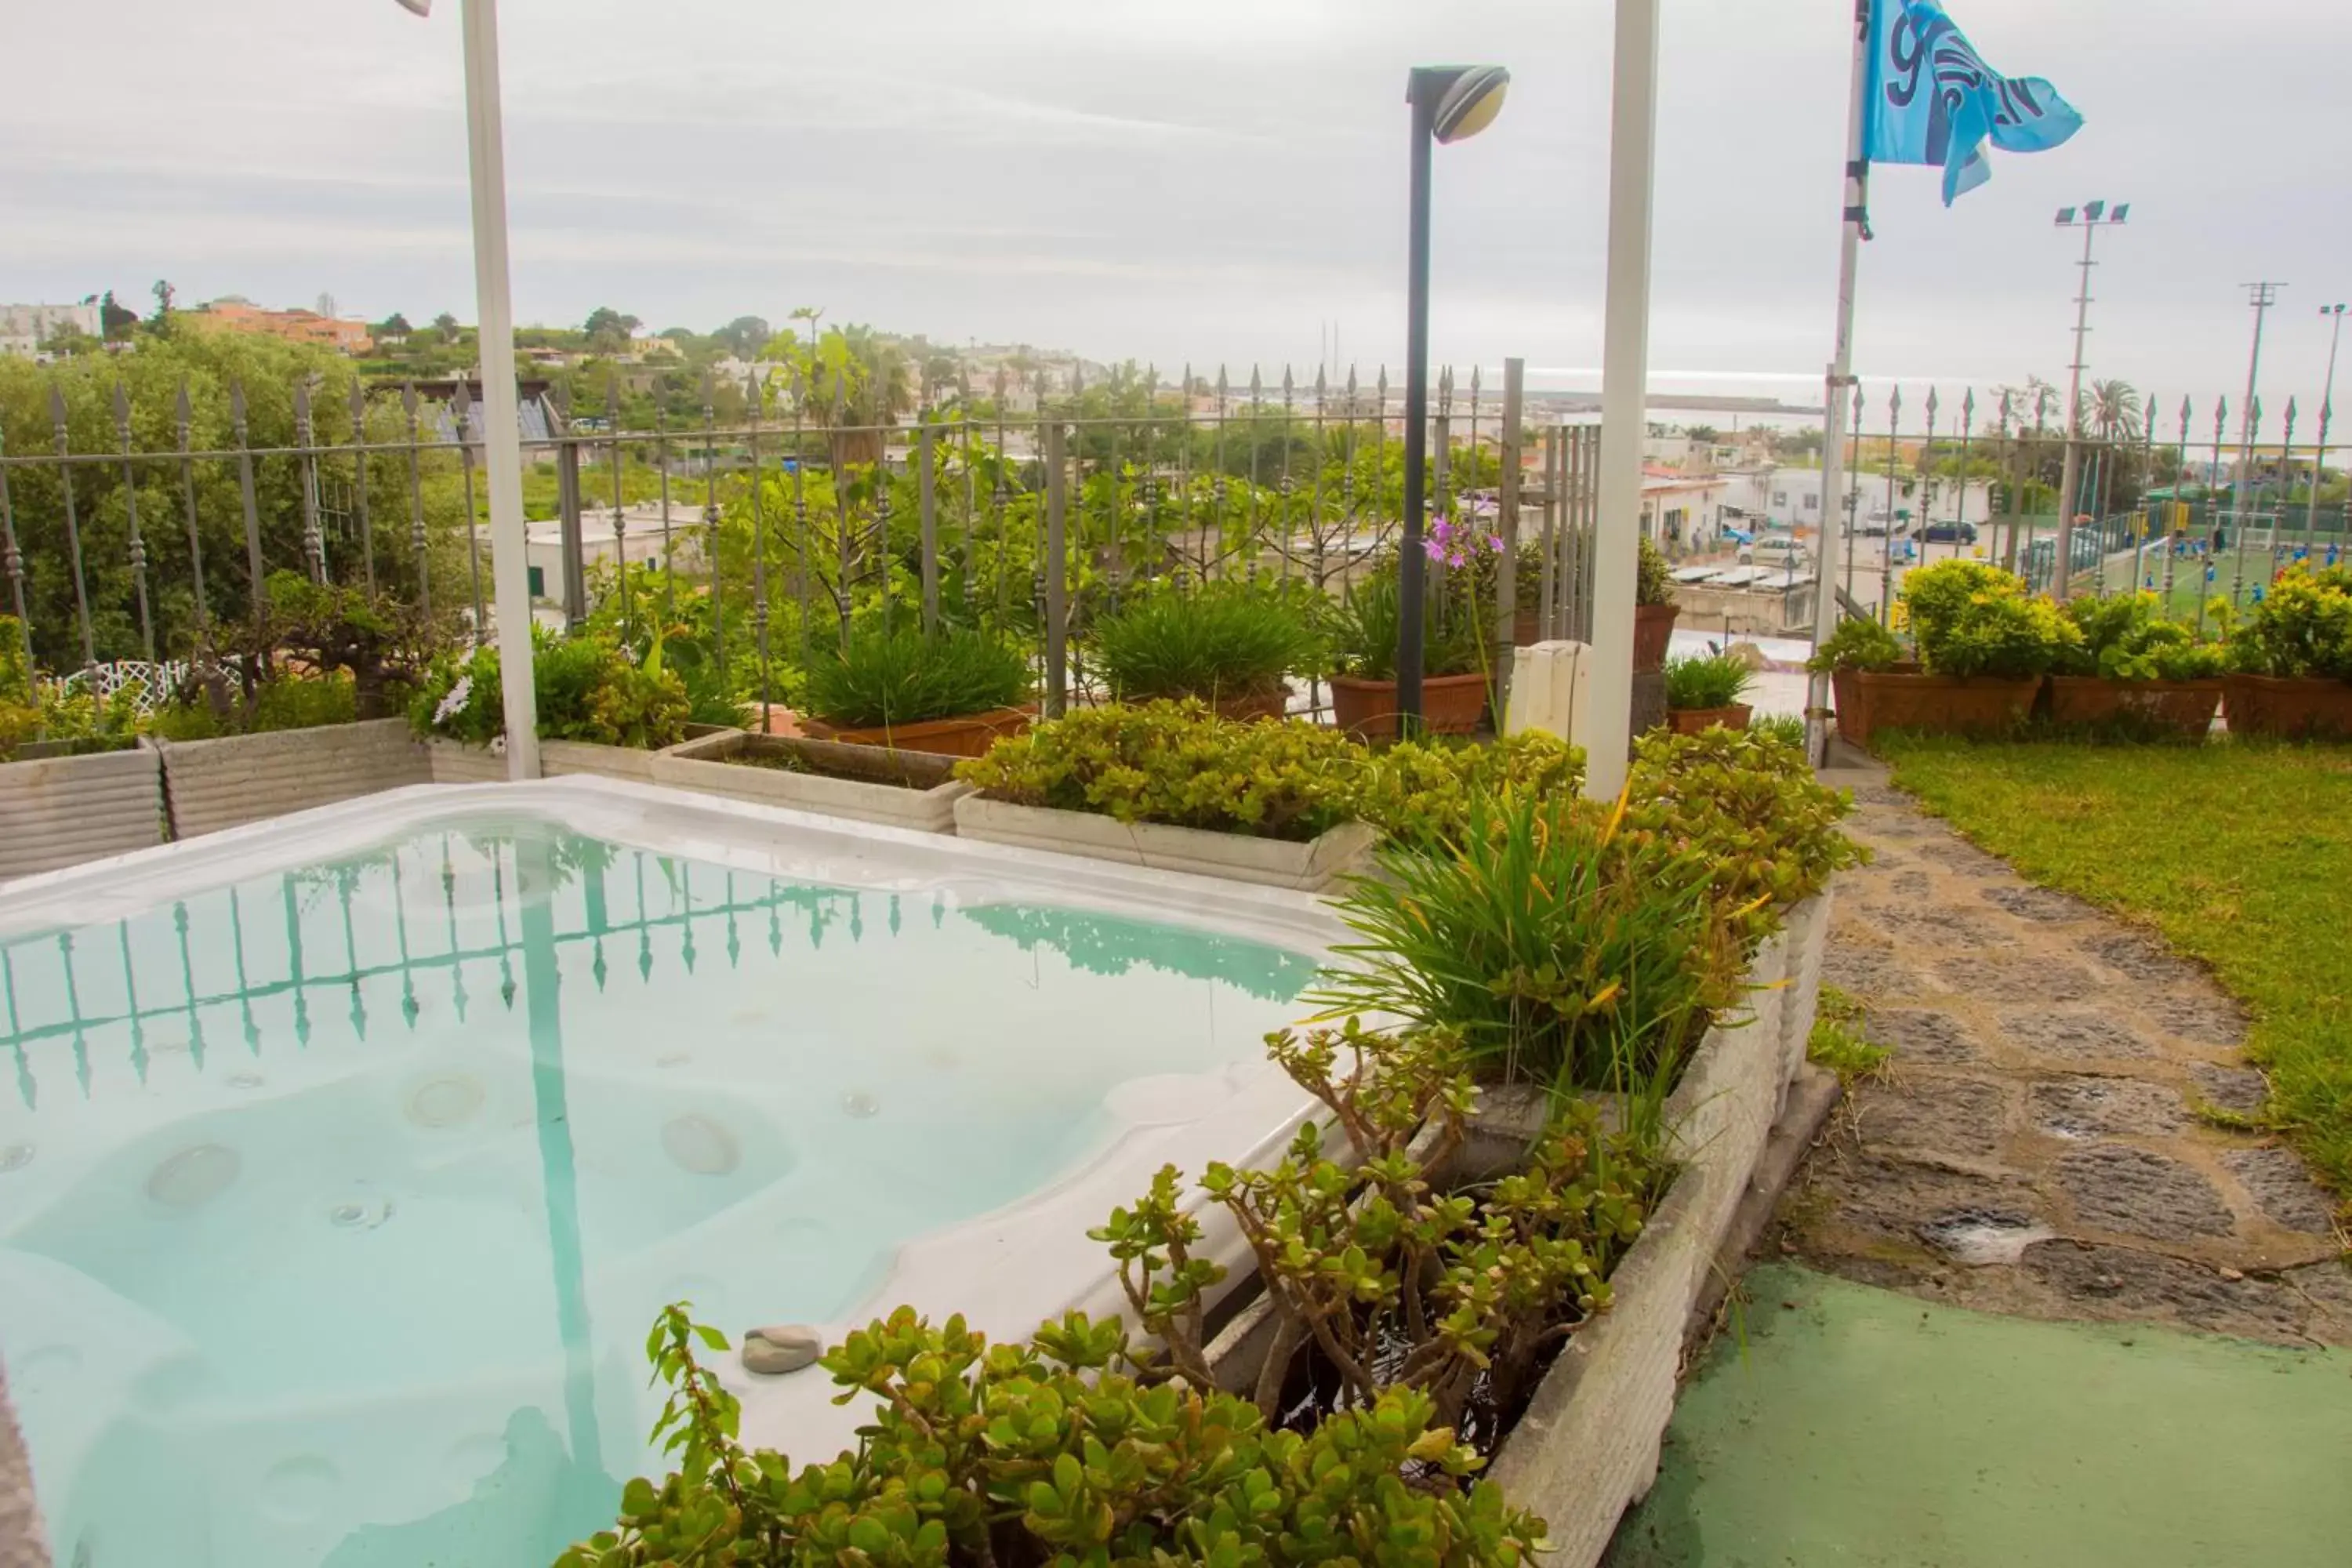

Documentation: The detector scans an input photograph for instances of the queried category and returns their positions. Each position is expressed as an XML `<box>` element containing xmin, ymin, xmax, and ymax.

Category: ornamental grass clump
<box><xmin>1098</xmin><ymin>1017</ymin><xmax>1665</xmax><ymax>1435</ymax></box>
<box><xmin>802</xmin><ymin>622</ymin><xmax>1032</xmax><ymax>728</ymax></box>
<box><xmin>1314</xmin><ymin>789</ymin><xmax>1743</xmax><ymax>1107</ymax></box>
<box><xmin>1662</xmin><ymin>652</ymin><xmax>1755</xmax><ymax>712</ymax></box>
<box><xmin>1325</xmin><ymin>567</ymin><xmax>1483</xmax><ymax>681</ymax></box>
<box><xmin>565</xmin><ymin>1296</ymin><xmax>1548</xmax><ymax>1568</ymax></box>
<box><xmin>1803</xmin><ymin>615</ymin><xmax>1904</xmax><ymax>673</ymax></box>
<box><xmin>1090</xmin><ymin>578</ymin><xmax>1323</xmax><ymax>707</ymax></box>
<box><xmin>956</xmin><ymin>700</ymin><xmax>1361</xmax><ymax>840</ymax></box>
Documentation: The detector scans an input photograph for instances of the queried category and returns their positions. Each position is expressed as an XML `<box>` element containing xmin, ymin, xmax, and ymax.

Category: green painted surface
<box><xmin>1610</xmin><ymin>1265</ymin><xmax>2352</xmax><ymax>1568</ymax></box>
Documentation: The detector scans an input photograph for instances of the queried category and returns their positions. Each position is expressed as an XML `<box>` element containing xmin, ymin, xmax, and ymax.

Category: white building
<box><xmin>0</xmin><ymin>303</ymin><xmax>101</xmax><ymax>358</ymax></box>
<box><xmin>1712</xmin><ymin>465</ymin><xmax>1995</xmax><ymax>539</ymax></box>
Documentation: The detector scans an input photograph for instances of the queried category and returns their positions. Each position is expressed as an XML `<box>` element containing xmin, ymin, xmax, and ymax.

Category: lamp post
<box><xmin>2317</xmin><ymin>303</ymin><xmax>2345</xmax><ymax>526</ymax></box>
<box><xmin>1396</xmin><ymin>64</ymin><xmax>1508</xmax><ymax>731</ymax></box>
<box><xmin>396</xmin><ymin>0</ymin><xmax>540</xmax><ymax>779</ymax></box>
<box><xmin>2052</xmin><ymin>200</ymin><xmax>2129</xmax><ymax>601</ymax></box>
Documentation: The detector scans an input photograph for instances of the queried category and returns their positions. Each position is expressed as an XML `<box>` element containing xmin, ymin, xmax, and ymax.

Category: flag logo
<box><xmin>1867</xmin><ymin>0</ymin><xmax>2083</xmax><ymax>204</ymax></box>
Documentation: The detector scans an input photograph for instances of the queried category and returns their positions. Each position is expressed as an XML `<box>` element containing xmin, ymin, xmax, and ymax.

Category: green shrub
<box><xmin>1624</xmin><ymin>726</ymin><xmax>1866</xmax><ymax>945</ymax></box>
<box><xmin>1748</xmin><ymin>711</ymin><xmax>1807</xmax><ymax>749</ymax></box>
<box><xmin>2060</xmin><ymin>593</ymin><xmax>2227</xmax><ymax>682</ymax></box>
<box><xmin>1348</xmin><ymin>732</ymin><xmax>1583</xmax><ymax>853</ymax></box>
<box><xmin>1088</xmin><ymin>578</ymin><xmax>1322</xmax><ymax>705</ymax></box>
<box><xmin>1314</xmin><ymin>789</ymin><xmax>1740</xmax><ymax>1107</ymax></box>
<box><xmin>2228</xmin><ymin>566</ymin><xmax>2352</xmax><ymax>681</ymax></box>
<box><xmin>1805</xmin><ymin>615</ymin><xmax>1903</xmax><ymax>673</ymax></box>
<box><xmin>1662</xmin><ymin>652</ymin><xmax>1754</xmax><ymax>710</ymax></box>
<box><xmin>1100</xmin><ymin>1018</ymin><xmax>1664</xmax><ymax>1428</ymax></box>
<box><xmin>803</xmin><ymin>623</ymin><xmax>1032</xmax><ymax>728</ymax></box>
<box><xmin>147</xmin><ymin>673</ymin><xmax>359</xmax><ymax>740</ymax></box>
<box><xmin>1325</xmin><ymin>567</ymin><xmax>1485</xmax><ymax>681</ymax></box>
<box><xmin>956</xmin><ymin>700</ymin><xmax>1361</xmax><ymax>840</ymax></box>
<box><xmin>409</xmin><ymin>629</ymin><xmax>691</xmax><ymax>750</ymax></box>
<box><xmin>1637</xmin><ymin>532</ymin><xmax>1675</xmax><ymax>607</ymax></box>
<box><xmin>564</xmin><ymin>1300</ymin><xmax>1548</xmax><ymax>1568</ymax></box>
<box><xmin>1900</xmin><ymin>560</ymin><xmax>2080</xmax><ymax>679</ymax></box>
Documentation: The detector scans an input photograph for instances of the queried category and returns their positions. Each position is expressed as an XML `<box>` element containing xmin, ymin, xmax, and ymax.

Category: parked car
<box><xmin>1857</xmin><ymin>508</ymin><xmax>1896</xmax><ymax>537</ymax></box>
<box><xmin>1740</xmin><ymin>535</ymin><xmax>1811</xmax><ymax>571</ymax></box>
<box><xmin>1919</xmin><ymin>521</ymin><xmax>1979</xmax><ymax>544</ymax></box>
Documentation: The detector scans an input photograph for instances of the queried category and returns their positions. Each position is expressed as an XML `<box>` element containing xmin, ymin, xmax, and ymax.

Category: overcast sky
<box><xmin>6</xmin><ymin>1</ymin><xmax>2348</xmax><ymax>411</ymax></box>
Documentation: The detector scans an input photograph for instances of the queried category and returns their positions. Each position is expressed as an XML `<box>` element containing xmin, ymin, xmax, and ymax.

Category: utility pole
<box><xmin>2317</xmin><ymin>303</ymin><xmax>2345</xmax><ymax>527</ymax></box>
<box><xmin>2232</xmin><ymin>283</ymin><xmax>2285</xmax><ymax>549</ymax></box>
<box><xmin>2053</xmin><ymin>201</ymin><xmax>2129</xmax><ymax>598</ymax></box>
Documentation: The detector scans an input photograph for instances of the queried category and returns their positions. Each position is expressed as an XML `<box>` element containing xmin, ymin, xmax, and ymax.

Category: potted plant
<box><xmin>1805</xmin><ymin>614</ymin><xmax>1906</xmax><ymax>748</ymax></box>
<box><xmin>1087</xmin><ymin>578</ymin><xmax>1319</xmax><ymax>721</ymax></box>
<box><xmin>1835</xmin><ymin>561</ymin><xmax>2076</xmax><ymax>742</ymax></box>
<box><xmin>798</xmin><ymin>622</ymin><xmax>1033</xmax><ymax>758</ymax></box>
<box><xmin>2223</xmin><ymin>565</ymin><xmax>2352</xmax><ymax>739</ymax></box>
<box><xmin>952</xmin><ymin>700</ymin><xmax>1380</xmax><ymax>888</ymax></box>
<box><xmin>2049</xmin><ymin>592</ymin><xmax>2227</xmax><ymax>736</ymax></box>
<box><xmin>1661</xmin><ymin>652</ymin><xmax>1756</xmax><ymax>734</ymax></box>
<box><xmin>1633</xmin><ymin>532</ymin><xmax>1679</xmax><ymax>671</ymax></box>
<box><xmin>1323</xmin><ymin>567</ymin><xmax>1490</xmax><ymax>741</ymax></box>
<box><xmin>410</xmin><ymin>627</ymin><xmax>694</xmax><ymax>780</ymax></box>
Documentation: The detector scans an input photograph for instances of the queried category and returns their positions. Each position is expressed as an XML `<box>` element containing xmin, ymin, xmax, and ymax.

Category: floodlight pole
<box><xmin>2053</xmin><ymin>201</ymin><xmax>2127</xmax><ymax>600</ymax></box>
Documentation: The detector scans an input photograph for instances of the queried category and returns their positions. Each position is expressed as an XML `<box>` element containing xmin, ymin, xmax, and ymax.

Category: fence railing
<box><xmin>1819</xmin><ymin>383</ymin><xmax>2345</xmax><ymax>630</ymax></box>
<box><xmin>2</xmin><ymin>358</ymin><xmax>1620</xmax><ymax>724</ymax></box>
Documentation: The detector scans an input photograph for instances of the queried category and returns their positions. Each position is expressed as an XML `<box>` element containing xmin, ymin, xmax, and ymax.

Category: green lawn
<box><xmin>1878</xmin><ymin>738</ymin><xmax>2352</xmax><ymax>1214</ymax></box>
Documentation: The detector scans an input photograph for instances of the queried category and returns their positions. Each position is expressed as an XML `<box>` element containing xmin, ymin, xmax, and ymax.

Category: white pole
<box><xmin>459</xmin><ymin>0</ymin><xmax>541</xmax><ymax>779</ymax></box>
<box><xmin>1806</xmin><ymin>0</ymin><xmax>1875</xmax><ymax>768</ymax></box>
<box><xmin>1583</xmin><ymin>0</ymin><xmax>1661</xmax><ymax>801</ymax></box>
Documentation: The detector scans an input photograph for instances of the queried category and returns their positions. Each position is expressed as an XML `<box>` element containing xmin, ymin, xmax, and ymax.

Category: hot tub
<box><xmin>0</xmin><ymin>779</ymin><xmax>1344</xmax><ymax>1567</ymax></box>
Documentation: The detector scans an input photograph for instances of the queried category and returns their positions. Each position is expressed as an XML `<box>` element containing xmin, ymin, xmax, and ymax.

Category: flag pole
<box><xmin>1807</xmin><ymin>0</ymin><xmax>1875</xmax><ymax>766</ymax></box>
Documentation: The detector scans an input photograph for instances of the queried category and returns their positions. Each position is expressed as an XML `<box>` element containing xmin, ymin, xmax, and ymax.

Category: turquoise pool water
<box><xmin>0</xmin><ymin>819</ymin><xmax>1318</xmax><ymax>1567</ymax></box>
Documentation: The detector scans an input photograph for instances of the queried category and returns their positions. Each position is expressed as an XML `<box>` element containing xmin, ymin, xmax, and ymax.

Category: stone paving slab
<box><xmin>1773</xmin><ymin>756</ymin><xmax>2350</xmax><ymax>1349</ymax></box>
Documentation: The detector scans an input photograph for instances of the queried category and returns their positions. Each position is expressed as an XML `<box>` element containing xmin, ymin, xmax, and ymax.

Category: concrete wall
<box><xmin>154</xmin><ymin>720</ymin><xmax>430</xmax><ymax>841</ymax></box>
<box><xmin>1485</xmin><ymin>887</ymin><xmax>1833</xmax><ymax>1568</ymax></box>
<box><xmin>0</xmin><ymin>747</ymin><xmax>165</xmax><ymax>881</ymax></box>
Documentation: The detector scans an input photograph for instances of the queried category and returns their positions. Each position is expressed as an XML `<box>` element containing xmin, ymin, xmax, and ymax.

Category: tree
<box><xmin>583</xmin><ymin>307</ymin><xmax>641</xmax><ymax>353</ymax></box>
<box><xmin>1685</xmin><ymin>424</ymin><xmax>1721</xmax><ymax>445</ymax></box>
<box><xmin>2082</xmin><ymin>379</ymin><xmax>2143</xmax><ymax>444</ymax></box>
<box><xmin>774</xmin><ymin>321</ymin><xmax>913</xmax><ymax>470</ymax></box>
<box><xmin>432</xmin><ymin>312</ymin><xmax>460</xmax><ymax>336</ymax></box>
<box><xmin>713</xmin><ymin>315</ymin><xmax>771</xmax><ymax>358</ymax></box>
<box><xmin>100</xmin><ymin>290</ymin><xmax>139</xmax><ymax>340</ymax></box>
<box><xmin>376</xmin><ymin>312</ymin><xmax>413</xmax><ymax>339</ymax></box>
<box><xmin>38</xmin><ymin>321</ymin><xmax>100</xmax><ymax>358</ymax></box>
<box><xmin>151</xmin><ymin>280</ymin><xmax>176</xmax><ymax>328</ymax></box>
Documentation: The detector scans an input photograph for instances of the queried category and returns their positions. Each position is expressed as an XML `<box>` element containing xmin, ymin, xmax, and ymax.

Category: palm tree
<box><xmin>2082</xmin><ymin>379</ymin><xmax>2143</xmax><ymax>444</ymax></box>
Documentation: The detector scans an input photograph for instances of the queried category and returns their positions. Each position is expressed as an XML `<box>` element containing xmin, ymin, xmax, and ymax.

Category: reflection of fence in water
<box><xmin>0</xmin><ymin>830</ymin><xmax>868</xmax><ymax>1111</ymax></box>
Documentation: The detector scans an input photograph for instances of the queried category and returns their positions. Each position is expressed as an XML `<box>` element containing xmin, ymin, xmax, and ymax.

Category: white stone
<box><xmin>742</xmin><ymin>1326</ymin><xmax>824</xmax><ymax>1376</ymax></box>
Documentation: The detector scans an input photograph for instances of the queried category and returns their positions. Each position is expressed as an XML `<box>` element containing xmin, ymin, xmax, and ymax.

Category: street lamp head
<box><xmin>1410</xmin><ymin>66</ymin><xmax>1511</xmax><ymax>145</ymax></box>
<box><xmin>394</xmin><ymin>0</ymin><xmax>431</xmax><ymax>15</ymax></box>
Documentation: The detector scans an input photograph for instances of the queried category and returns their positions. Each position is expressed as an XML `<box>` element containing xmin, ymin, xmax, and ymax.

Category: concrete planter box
<box><xmin>1774</xmin><ymin>887</ymin><xmax>1836</xmax><ymax>1095</ymax></box>
<box><xmin>425</xmin><ymin>736</ymin><xmax>671</xmax><ymax>784</ymax></box>
<box><xmin>953</xmin><ymin>794</ymin><xmax>1379</xmax><ymax>892</ymax></box>
<box><xmin>153</xmin><ymin>719</ymin><xmax>429</xmax><ymax>841</ymax></box>
<box><xmin>0</xmin><ymin>746</ymin><xmax>165</xmax><ymax>881</ymax></box>
<box><xmin>652</xmin><ymin>731</ymin><xmax>972</xmax><ymax>833</ymax></box>
<box><xmin>1202</xmin><ymin>916</ymin><xmax>1835</xmax><ymax>1568</ymax></box>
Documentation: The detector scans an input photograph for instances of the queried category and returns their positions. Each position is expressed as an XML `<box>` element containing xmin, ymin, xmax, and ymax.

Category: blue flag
<box><xmin>1865</xmin><ymin>0</ymin><xmax>2083</xmax><ymax>205</ymax></box>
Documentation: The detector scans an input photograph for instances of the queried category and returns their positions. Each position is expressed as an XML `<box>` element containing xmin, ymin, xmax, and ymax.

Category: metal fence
<box><xmin>2</xmin><ymin>357</ymin><xmax>1615</xmax><ymax>724</ymax></box>
<box><xmin>1821</xmin><ymin>383</ymin><xmax>2346</xmax><ymax>631</ymax></box>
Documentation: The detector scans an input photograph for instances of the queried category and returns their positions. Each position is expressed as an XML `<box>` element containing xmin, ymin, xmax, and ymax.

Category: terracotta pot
<box><xmin>1633</xmin><ymin>603</ymin><xmax>1679</xmax><ymax>672</ymax></box>
<box><xmin>1328</xmin><ymin>673</ymin><xmax>1488</xmax><ymax>742</ymax></box>
<box><xmin>1208</xmin><ymin>687</ymin><xmax>1291</xmax><ymax>723</ymax></box>
<box><xmin>1667</xmin><ymin>702</ymin><xmax>1753</xmax><ymax>735</ymax></box>
<box><xmin>2223</xmin><ymin>673</ymin><xmax>2352</xmax><ymax>740</ymax></box>
<box><xmin>1512</xmin><ymin>606</ymin><xmax>1544</xmax><ymax>646</ymax></box>
<box><xmin>799</xmin><ymin>705</ymin><xmax>1031</xmax><ymax>758</ymax></box>
<box><xmin>2047</xmin><ymin>676</ymin><xmax>2223</xmax><ymax>738</ymax></box>
<box><xmin>1849</xmin><ymin>672</ymin><xmax>2040</xmax><ymax>742</ymax></box>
